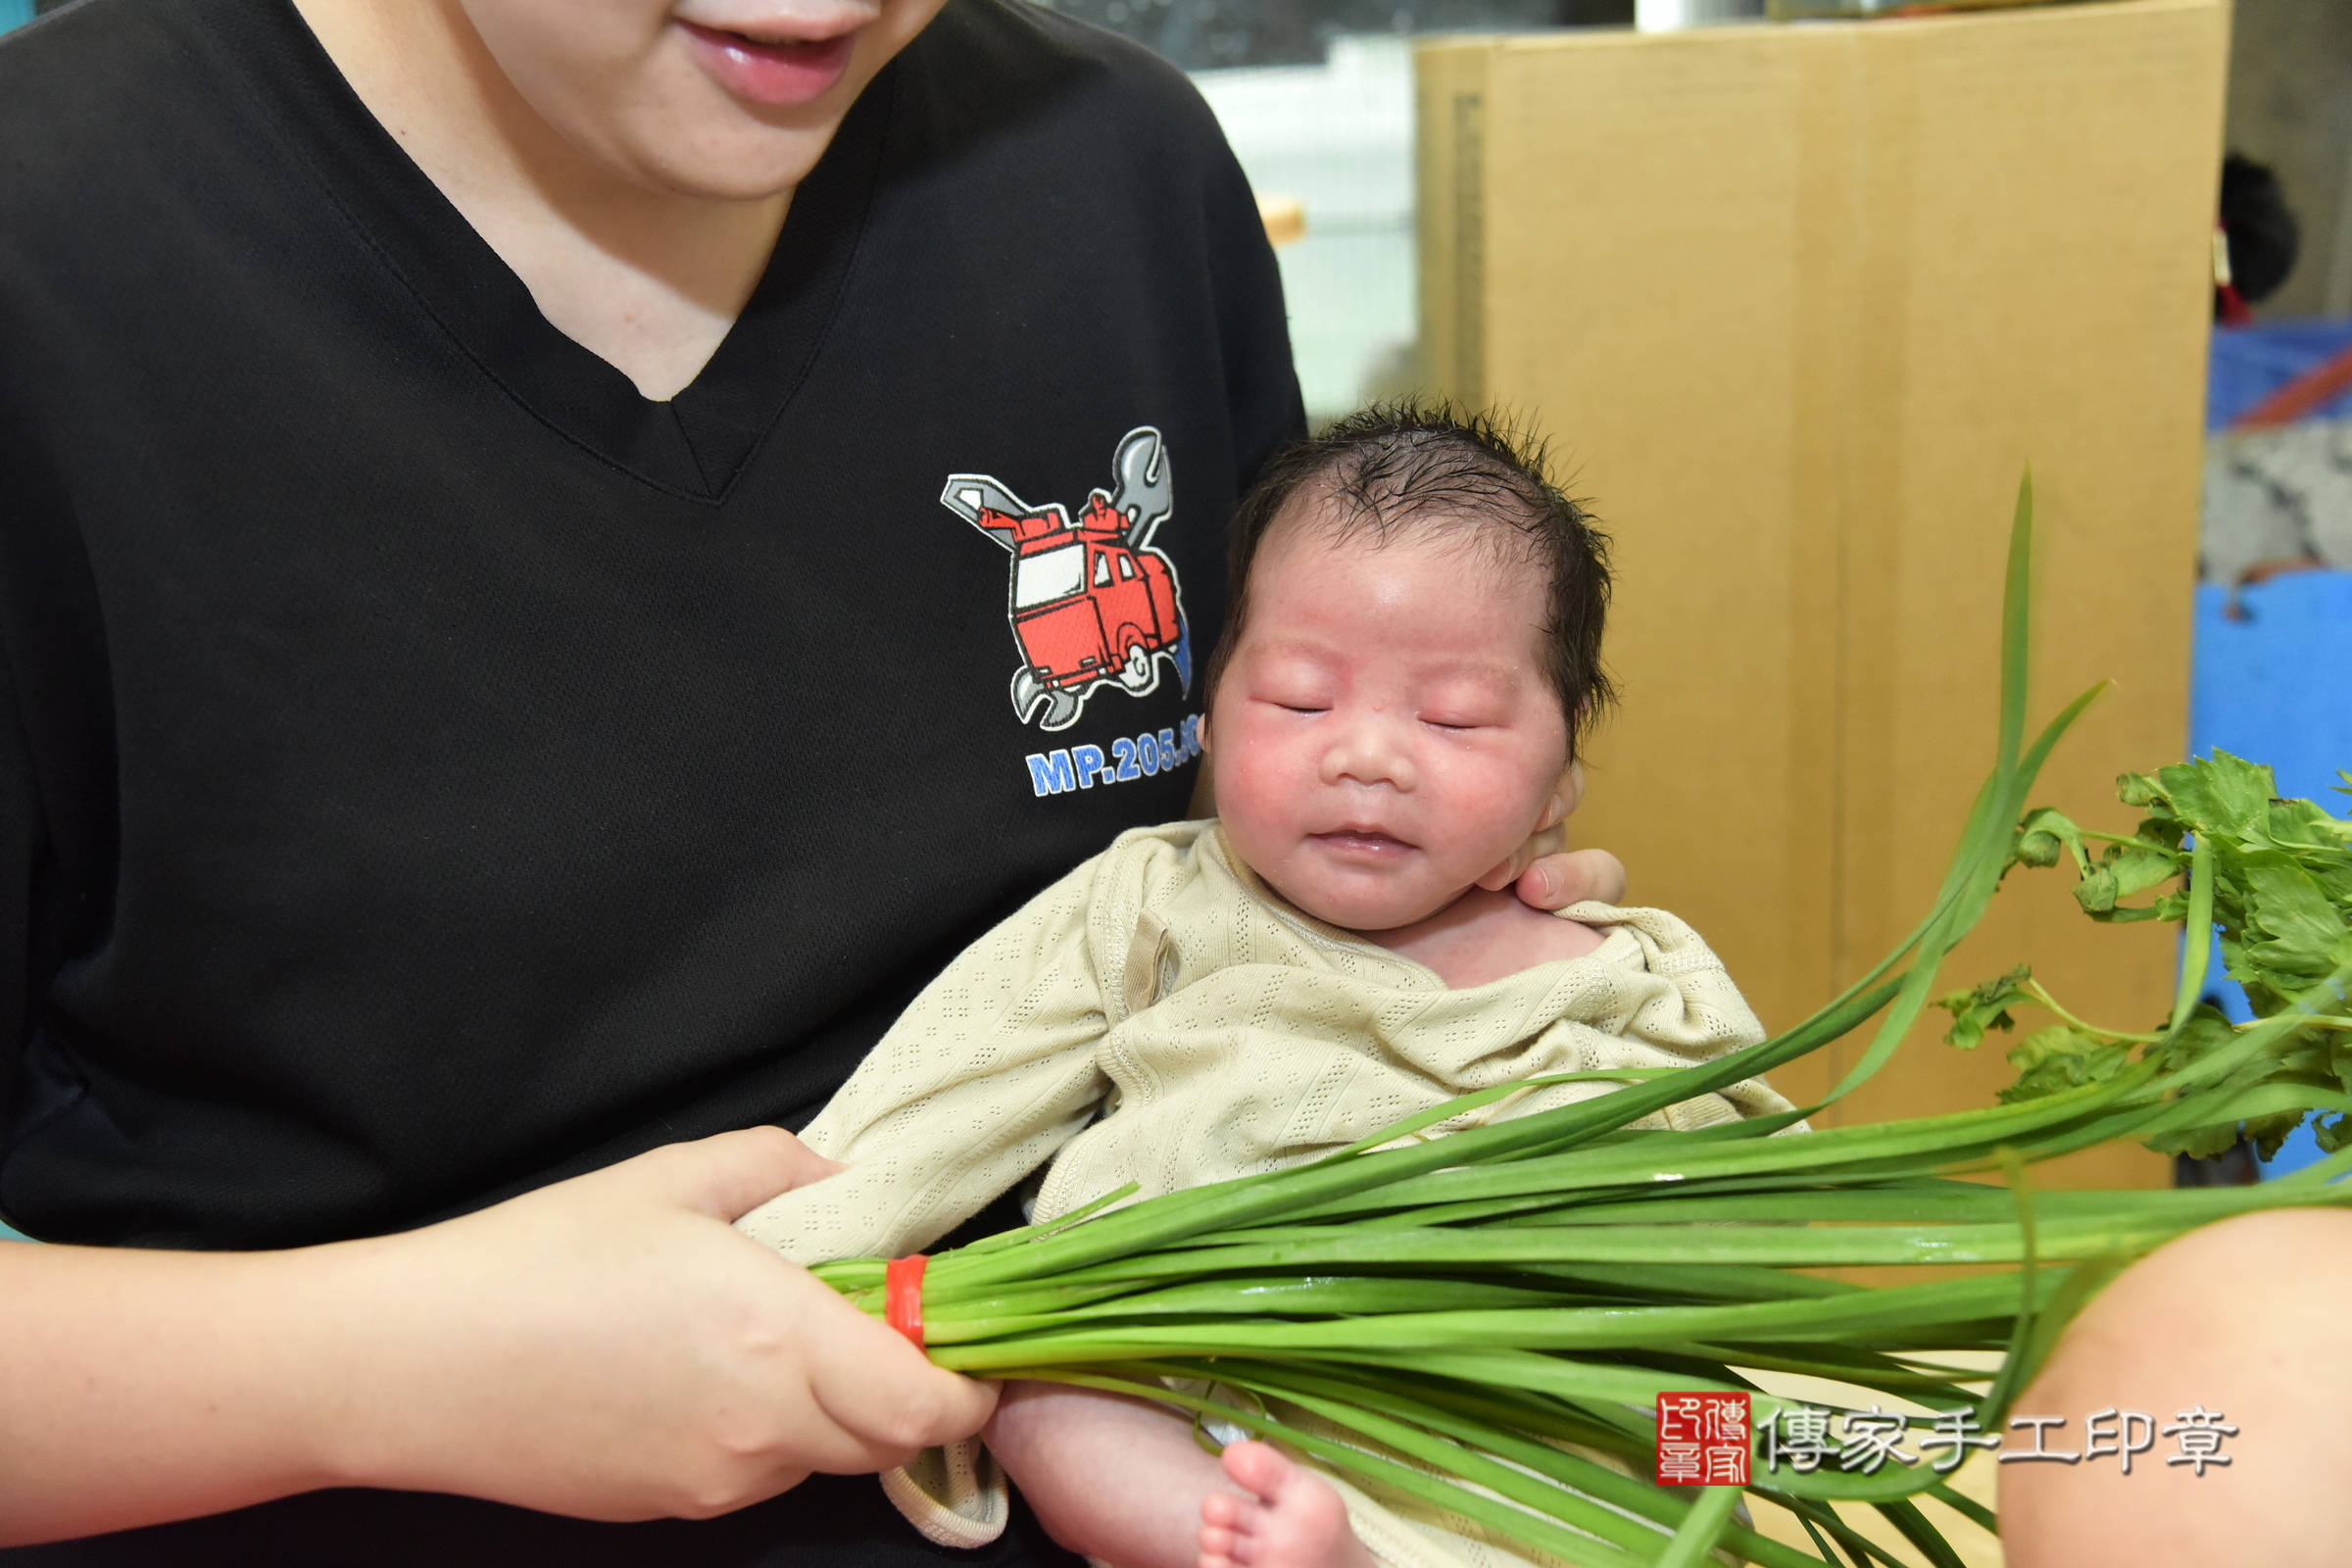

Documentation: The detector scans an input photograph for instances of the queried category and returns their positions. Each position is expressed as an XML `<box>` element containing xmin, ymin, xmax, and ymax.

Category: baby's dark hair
<box><xmin>1205</xmin><ymin>401</ymin><xmax>1617</xmax><ymax>758</ymax></box>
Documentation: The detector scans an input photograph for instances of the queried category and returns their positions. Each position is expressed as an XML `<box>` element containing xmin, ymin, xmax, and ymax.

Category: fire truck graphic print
<box><xmin>942</xmin><ymin>426</ymin><xmax>1191</xmax><ymax>732</ymax></box>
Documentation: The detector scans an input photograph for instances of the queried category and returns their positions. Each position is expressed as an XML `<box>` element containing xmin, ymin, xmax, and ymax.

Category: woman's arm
<box><xmin>1998</xmin><ymin>1206</ymin><xmax>2352</xmax><ymax>1568</ymax></box>
<box><xmin>0</xmin><ymin>1128</ymin><xmax>998</xmax><ymax>1545</ymax></box>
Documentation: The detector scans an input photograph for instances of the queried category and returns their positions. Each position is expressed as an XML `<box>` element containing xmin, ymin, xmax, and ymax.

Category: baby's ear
<box><xmin>1186</xmin><ymin>715</ymin><xmax>1217</xmax><ymax>817</ymax></box>
<box><xmin>1535</xmin><ymin>760</ymin><xmax>1584</xmax><ymax>833</ymax></box>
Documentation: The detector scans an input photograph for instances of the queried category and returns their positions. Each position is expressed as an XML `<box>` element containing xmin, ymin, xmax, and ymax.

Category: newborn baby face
<box><xmin>1205</xmin><ymin>505</ymin><xmax>1571</xmax><ymax>932</ymax></box>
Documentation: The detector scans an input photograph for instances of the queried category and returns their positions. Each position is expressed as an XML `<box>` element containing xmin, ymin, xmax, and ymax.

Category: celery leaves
<box><xmin>1941</xmin><ymin>750</ymin><xmax>2352</xmax><ymax>1157</ymax></box>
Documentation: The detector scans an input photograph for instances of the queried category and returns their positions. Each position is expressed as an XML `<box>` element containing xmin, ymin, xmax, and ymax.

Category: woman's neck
<box><xmin>292</xmin><ymin>0</ymin><xmax>791</xmax><ymax>401</ymax></box>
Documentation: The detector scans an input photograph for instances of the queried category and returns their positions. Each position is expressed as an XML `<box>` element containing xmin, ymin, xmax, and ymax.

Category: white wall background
<box><xmin>1191</xmin><ymin>37</ymin><xmax>1418</xmax><ymax>420</ymax></box>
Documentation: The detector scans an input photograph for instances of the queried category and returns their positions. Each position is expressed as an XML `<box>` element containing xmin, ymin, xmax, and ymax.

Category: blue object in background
<box><xmin>2187</xmin><ymin>569</ymin><xmax>2352</xmax><ymax>1173</ymax></box>
<box><xmin>0</xmin><ymin>0</ymin><xmax>32</xmax><ymax>32</ymax></box>
<box><xmin>2207</xmin><ymin>319</ymin><xmax>2352</xmax><ymax>431</ymax></box>
<box><xmin>2191</xmin><ymin>572</ymin><xmax>2352</xmax><ymax>797</ymax></box>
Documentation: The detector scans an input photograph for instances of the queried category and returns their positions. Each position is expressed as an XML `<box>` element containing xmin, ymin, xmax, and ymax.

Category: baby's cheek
<box><xmin>1433</xmin><ymin>759</ymin><xmax>1553</xmax><ymax>871</ymax></box>
<box><xmin>1211</xmin><ymin>738</ymin><xmax>1305</xmax><ymax>851</ymax></box>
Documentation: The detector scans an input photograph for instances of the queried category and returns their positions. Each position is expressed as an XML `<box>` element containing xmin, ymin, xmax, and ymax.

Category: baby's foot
<box><xmin>1199</xmin><ymin>1441</ymin><xmax>1377</xmax><ymax>1568</ymax></box>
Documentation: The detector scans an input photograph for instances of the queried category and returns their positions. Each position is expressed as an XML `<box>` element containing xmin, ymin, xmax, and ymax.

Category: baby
<box><xmin>739</xmin><ymin>405</ymin><xmax>1790</xmax><ymax>1568</ymax></box>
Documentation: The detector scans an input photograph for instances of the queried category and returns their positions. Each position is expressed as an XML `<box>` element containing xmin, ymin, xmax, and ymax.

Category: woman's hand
<box><xmin>0</xmin><ymin>1128</ymin><xmax>997</xmax><ymax>1544</ymax></box>
<box><xmin>337</xmin><ymin>1127</ymin><xmax>995</xmax><ymax>1518</ymax></box>
<box><xmin>1476</xmin><ymin>761</ymin><xmax>1629</xmax><ymax>910</ymax></box>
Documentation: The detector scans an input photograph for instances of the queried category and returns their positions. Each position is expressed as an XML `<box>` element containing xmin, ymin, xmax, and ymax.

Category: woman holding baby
<box><xmin>0</xmin><ymin>0</ymin><xmax>1627</xmax><ymax>1561</ymax></box>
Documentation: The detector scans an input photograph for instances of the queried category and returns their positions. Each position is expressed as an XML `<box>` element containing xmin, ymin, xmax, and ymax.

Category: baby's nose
<box><xmin>1321</xmin><ymin>714</ymin><xmax>1418</xmax><ymax>791</ymax></box>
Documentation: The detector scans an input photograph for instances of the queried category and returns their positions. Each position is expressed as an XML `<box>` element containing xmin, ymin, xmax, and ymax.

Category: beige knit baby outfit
<box><xmin>737</xmin><ymin>818</ymin><xmax>1792</xmax><ymax>1567</ymax></box>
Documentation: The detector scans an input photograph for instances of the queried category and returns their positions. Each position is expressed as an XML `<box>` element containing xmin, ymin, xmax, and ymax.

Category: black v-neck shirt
<box><xmin>0</xmin><ymin>0</ymin><xmax>1301</xmax><ymax>1557</ymax></box>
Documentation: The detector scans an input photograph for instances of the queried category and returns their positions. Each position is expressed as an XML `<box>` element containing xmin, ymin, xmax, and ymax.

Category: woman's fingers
<box><xmin>1477</xmin><ymin>816</ymin><xmax>1569</xmax><ymax>893</ymax></box>
<box><xmin>791</xmin><ymin>1267</ymin><xmax>1002</xmax><ymax>1466</ymax></box>
<box><xmin>645</xmin><ymin>1125</ymin><xmax>847</xmax><ymax>1220</ymax></box>
<box><xmin>1514</xmin><ymin>846</ymin><xmax>1628</xmax><ymax>909</ymax></box>
<box><xmin>1484</xmin><ymin>760</ymin><xmax>1620</xmax><ymax>904</ymax></box>
<box><xmin>1505</xmin><ymin>760</ymin><xmax>1624</xmax><ymax>907</ymax></box>
<box><xmin>338</xmin><ymin>1133</ymin><xmax>989</xmax><ymax>1520</ymax></box>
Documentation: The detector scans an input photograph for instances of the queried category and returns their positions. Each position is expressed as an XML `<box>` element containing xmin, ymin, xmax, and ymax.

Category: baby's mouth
<box><xmin>1309</xmin><ymin>829</ymin><xmax>1415</xmax><ymax>858</ymax></box>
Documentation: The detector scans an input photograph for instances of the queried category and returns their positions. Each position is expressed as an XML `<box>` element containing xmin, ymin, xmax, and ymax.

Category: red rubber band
<box><xmin>885</xmin><ymin>1253</ymin><xmax>929</xmax><ymax>1350</ymax></box>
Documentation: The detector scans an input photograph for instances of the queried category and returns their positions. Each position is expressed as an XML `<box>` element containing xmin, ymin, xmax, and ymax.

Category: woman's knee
<box><xmin>1998</xmin><ymin>1206</ymin><xmax>2352</xmax><ymax>1568</ymax></box>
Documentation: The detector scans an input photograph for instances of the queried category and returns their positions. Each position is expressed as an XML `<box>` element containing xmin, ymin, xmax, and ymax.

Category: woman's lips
<box><xmin>678</xmin><ymin>21</ymin><xmax>857</xmax><ymax>106</ymax></box>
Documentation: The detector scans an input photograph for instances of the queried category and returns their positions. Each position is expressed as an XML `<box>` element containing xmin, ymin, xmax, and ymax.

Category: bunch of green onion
<box><xmin>813</xmin><ymin>483</ymin><xmax>2352</xmax><ymax>1568</ymax></box>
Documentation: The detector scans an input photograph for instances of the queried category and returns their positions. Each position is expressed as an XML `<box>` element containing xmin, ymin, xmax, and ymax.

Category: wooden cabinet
<box><xmin>1417</xmin><ymin>0</ymin><xmax>2228</xmax><ymax>1182</ymax></box>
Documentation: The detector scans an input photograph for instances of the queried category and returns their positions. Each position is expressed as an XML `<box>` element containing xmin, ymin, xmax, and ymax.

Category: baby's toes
<box><xmin>1200</xmin><ymin>1481</ymin><xmax>1263</xmax><ymax>1568</ymax></box>
<box><xmin>1211</xmin><ymin>1446</ymin><xmax>1370</xmax><ymax>1568</ymax></box>
<box><xmin>1220</xmin><ymin>1439</ymin><xmax>1298</xmax><ymax>1501</ymax></box>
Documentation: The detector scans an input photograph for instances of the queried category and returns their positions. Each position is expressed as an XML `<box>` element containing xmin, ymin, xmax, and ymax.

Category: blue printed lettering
<box><xmin>1024</xmin><ymin>717</ymin><xmax>1205</xmax><ymax>799</ymax></box>
<box><xmin>1025</xmin><ymin>750</ymin><xmax>1078</xmax><ymax>797</ymax></box>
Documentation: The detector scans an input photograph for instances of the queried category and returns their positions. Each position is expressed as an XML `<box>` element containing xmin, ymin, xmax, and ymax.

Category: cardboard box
<box><xmin>1418</xmin><ymin>0</ymin><xmax>2227</xmax><ymax>1183</ymax></box>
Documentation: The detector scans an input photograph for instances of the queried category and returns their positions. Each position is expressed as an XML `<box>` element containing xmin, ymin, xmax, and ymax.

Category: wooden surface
<box><xmin>1417</xmin><ymin>0</ymin><xmax>2228</xmax><ymax>1178</ymax></box>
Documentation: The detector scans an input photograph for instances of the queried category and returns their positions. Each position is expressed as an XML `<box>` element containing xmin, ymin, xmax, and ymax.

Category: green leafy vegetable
<box><xmin>1943</xmin><ymin>746</ymin><xmax>2352</xmax><ymax>1156</ymax></box>
<box><xmin>1935</xmin><ymin>965</ymin><xmax>2032</xmax><ymax>1051</ymax></box>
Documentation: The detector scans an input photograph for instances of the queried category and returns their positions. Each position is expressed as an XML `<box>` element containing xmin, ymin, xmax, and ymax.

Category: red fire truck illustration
<box><xmin>942</xmin><ymin>426</ymin><xmax>1190</xmax><ymax>732</ymax></box>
